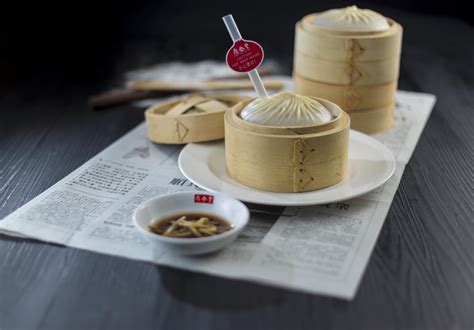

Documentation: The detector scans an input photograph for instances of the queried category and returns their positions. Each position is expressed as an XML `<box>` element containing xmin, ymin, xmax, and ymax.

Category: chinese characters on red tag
<box><xmin>226</xmin><ymin>39</ymin><xmax>264</xmax><ymax>73</ymax></box>
<box><xmin>194</xmin><ymin>194</ymin><xmax>214</xmax><ymax>204</ymax></box>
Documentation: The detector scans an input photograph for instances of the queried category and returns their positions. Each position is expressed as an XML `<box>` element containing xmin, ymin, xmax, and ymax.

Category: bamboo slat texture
<box><xmin>225</xmin><ymin>98</ymin><xmax>349</xmax><ymax>192</ymax></box>
<box><xmin>145</xmin><ymin>94</ymin><xmax>248</xmax><ymax>144</ymax></box>
<box><xmin>293</xmin><ymin>12</ymin><xmax>402</xmax><ymax>133</ymax></box>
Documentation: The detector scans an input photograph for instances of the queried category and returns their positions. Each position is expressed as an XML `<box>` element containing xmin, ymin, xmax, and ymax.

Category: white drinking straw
<box><xmin>222</xmin><ymin>14</ymin><xmax>268</xmax><ymax>98</ymax></box>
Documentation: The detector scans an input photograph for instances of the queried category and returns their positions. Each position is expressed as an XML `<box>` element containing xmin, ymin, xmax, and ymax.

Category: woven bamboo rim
<box><xmin>293</xmin><ymin>72</ymin><xmax>397</xmax><ymax>112</ymax></box>
<box><xmin>225</xmin><ymin>97</ymin><xmax>350</xmax><ymax>192</ymax></box>
<box><xmin>348</xmin><ymin>106</ymin><xmax>394</xmax><ymax>134</ymax></box>
<box><xmin>301</xmin><ymin>14</ymin><xmax>401</xmax><ymax>37</ymax></box>
<box><xmin>295</xmin><ymin>20</ymin><xmax>402</xmax><ymax>62</ymax></box>
<box><xmin>293</xmin><ymin>50</ymin><xmax>400</xmax><ymax>85</ymax></box>
<box><xmin>145</xmin><ymin>94</ymin><xmax>249</xmax><ymax>144</ymax></box>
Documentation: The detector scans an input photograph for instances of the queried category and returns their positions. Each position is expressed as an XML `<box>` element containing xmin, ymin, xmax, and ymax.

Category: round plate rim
<box><xmin>178</xmin><ymin>130</ymin><xmax>396</xmax><ymax>206</ymax></box>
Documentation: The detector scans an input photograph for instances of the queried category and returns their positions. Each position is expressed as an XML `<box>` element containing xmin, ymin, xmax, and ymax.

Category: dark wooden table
<box><xmin>1</xmin><ymin>4</ymin><xmax>473</xmax><ymax>329</ymax></box>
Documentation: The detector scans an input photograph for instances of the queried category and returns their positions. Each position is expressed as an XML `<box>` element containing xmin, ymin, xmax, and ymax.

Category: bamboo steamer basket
<box><xmin>293</xmin><ymin>76</ymin><xmax>397</xmax><ymax>133</ymax></box>
<box><xmin>293</xmin><ymin>8</ymin><xmax>402</xmax><ymax>133</ymax></box>
<box><xmin>294</xmin><ymin>50</ymin><xmax>400</xmax><ymax>85</ymax></box>
<box><xmin>225</xmin><ymin>97</ymin><xmax>350</xmax><ymax>193</ymax></box>
<box><xmin>294</xmin><ymin>73</ymin><xmax>396</xmax><ymax>133</ymax></box>
<box><xmin>295</xmin><ymin>16</ymin><xmax>402</xmax><ymax>62</ymax></box>
<box><xmin>293</xmin><ymin>72</ymin><xmax>397</xmax><ymax>111</ymax></box>
<box><xmin>294</xmin><ymin>14</ymin><xmax>402</xmax><ymax>86</ymax></box>
<box><xmin>348</xmin><ymin>106</ymin><xmax>394</xmax><ymax>134</ymax></box>
<box><xmin>145</xmin><ymin>94</ymin><xmax>249</xmax><ymax>144</ymax></box>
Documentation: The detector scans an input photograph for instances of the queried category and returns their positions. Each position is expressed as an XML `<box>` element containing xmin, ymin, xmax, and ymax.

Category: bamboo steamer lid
<box><xmin>225</xmin><ymin>97</ymin><xmax>350</xmax><ymax>193</ymax></box>
<box><xmin>145</xmin><ymin>94</ymin><xmax>249</xmax><ymax>144</ymax></box>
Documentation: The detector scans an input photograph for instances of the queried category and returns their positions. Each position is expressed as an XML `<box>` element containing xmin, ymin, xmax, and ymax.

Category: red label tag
<box><xmin>194</xmin><ymin>194</ymin><xmax>214</xmax><ymax>204</ymax></box>
<box><xmin>226</xmin><ymin>39</ymin><xmax>264</xmax><ymax>73</ymax></box>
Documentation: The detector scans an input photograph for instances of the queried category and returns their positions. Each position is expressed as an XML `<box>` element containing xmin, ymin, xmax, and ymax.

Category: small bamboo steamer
<box><xmin>293</xmin><ymin>73</ymin><xmax>397</xmax><ymax>112</ymax></box>
<box><xmin>145</xmin><ymin>94</ymin><xmax>249</xmax><ymax>144</ymax></box>
<box><xmin>225</xmin><ymin>97</ymin><xmax>350</xmax><ymax>193</ymax></box>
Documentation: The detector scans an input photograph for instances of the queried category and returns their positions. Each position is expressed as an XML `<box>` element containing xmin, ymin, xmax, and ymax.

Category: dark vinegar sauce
<box><xmin>148</xmin><ymin>212</ymin><xmax>232</xmax><ymax>238</ymax></box>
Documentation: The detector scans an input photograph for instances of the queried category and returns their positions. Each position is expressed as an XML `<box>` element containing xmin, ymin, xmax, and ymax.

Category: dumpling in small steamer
<box><xmin>240</xmin><ymin>92</ymin><xmax>333</xmax><ymax>127</ymax></box>
<box><xmin>224</xmin><ymin>92</ymin><xmax>350</xmax><ymax>193</ymax></box>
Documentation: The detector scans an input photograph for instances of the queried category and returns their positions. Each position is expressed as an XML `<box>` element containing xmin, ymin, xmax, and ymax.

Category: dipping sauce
<box><xmin>148</xmin><ymin>212</ymin><xmax>232</xmax><ymax>238</ymax></box>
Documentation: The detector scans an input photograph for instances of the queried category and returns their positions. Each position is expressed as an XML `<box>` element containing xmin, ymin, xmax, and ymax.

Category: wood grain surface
<box><xmin>0</xmin><ymin>4</ymin><xmax>473</xmax><ymax>330</ymax></box>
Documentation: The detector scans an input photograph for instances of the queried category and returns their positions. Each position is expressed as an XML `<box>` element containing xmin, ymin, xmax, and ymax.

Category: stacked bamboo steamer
<box><xmin>293</xmin><ymin>6</ymin><xmax>403</xmax><ymax>133</ymax></box>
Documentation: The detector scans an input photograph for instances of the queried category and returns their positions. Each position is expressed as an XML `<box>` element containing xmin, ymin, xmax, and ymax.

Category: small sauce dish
<box><xmin>133</xmin><ymin>191</ymin><xmax>249</xmax><ymax>255</ymax></box>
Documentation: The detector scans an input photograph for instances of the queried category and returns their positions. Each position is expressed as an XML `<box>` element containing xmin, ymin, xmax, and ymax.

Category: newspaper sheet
<box><xmin>0</xmin><ymin>85</ymin><xmax>436</xmax><ymax>299</ymax></box>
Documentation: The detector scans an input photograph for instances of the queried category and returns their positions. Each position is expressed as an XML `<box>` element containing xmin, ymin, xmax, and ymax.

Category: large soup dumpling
<box><xmin>240</xmin><ymin>92</ymin><xmax>333</xmax><ymax>127</ymax></box>
<box><xmin>312</xmin><ymin>5</ymin><xmax>390</xmax><ymax>32</ymax></box>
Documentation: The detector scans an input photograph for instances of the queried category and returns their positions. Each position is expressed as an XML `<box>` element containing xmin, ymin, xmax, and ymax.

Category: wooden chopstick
<box><xmin>88</xmin><ymin>90</ymin><xmax>181</xmax><ymax>110</ymax></box>
<box><xmin>127</xmin><ymin>80</ymin><xmax>284</xmax><ymax>91</ymax></box>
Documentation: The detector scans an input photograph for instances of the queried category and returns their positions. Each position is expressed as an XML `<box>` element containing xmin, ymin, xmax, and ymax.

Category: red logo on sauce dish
<box><xmin>226</xmin><ymin>39</ymin><xmax>264</xmax><ymax>73</ymax></box>
<box><xmin>194</xmin><ymin>194</ymin><xmax>214</xmax><ymax>204</ymax></box>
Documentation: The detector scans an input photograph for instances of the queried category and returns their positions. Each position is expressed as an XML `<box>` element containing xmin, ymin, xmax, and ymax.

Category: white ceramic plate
<box><xmin>178</xmin><ymin>130</ymin><xmax>396</xmax><ymax>206</ymax></box>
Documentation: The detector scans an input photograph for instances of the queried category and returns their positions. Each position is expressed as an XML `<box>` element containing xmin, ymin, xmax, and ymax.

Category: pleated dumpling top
<box><xmin>240</xmin><ymin>92</ymin><xmax>333</xmax><ymax>127</ymax></box>
<box><xmin>312</xmin><ymin>5</ymin><xmax>390</xmax><ymax>32</ymax></box>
